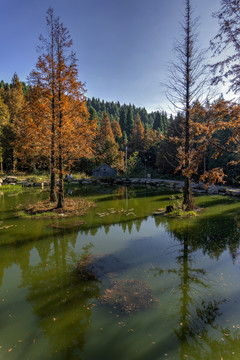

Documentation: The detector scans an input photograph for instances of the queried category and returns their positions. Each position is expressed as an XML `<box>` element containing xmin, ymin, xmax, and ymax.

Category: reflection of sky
<box><xmin>0</xmin><ymin>0</ymin><xmax>229</xmax><ymax>112</ymax></box>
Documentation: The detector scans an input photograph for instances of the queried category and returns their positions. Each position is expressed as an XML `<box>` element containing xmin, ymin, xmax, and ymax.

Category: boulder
<box><xmin>226</xmin><ymin>189</ymin><xmax>240</xmax><ymax>197</ymax></box>
<box><xmin>207</xmin><ymin>186</ymin><xmax>219</xmax><ymax>194</ymax></box>
<box><xmin>18</xmin><ymin>181</ymin><xmax>28</xmax><ymax>186</ymax></box>
<box><xmin>5</xmin><ymin>176</ymin><xmax>18</xmax><ymax>183</ymax></box>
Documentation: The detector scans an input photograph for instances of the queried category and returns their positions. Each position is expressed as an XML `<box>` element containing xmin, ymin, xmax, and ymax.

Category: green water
<box><xmin>1</xmin><ymin>185</ymin><xmax>240</xmax><ymax>360</ymax></box>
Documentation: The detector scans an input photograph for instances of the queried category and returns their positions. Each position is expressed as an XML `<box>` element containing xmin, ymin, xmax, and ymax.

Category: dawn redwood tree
<box><xmin>16</xmin><ymin>8</ymin><xmax>96</xmax><ymax>208</ymax></box>
<box><xmin>211</xmin><ymin>0</ymin><xmax>240</xmax><ymax>95</ymax></box>
<box><xmin>112</xmin><ymin>120</ymin><xmax>122</xmax><ymax>140</ymax></box>
<box><xmin>166</xmin><ymin>0</ymin><xmax>208</xmax><ymax>209</ymax></box>
<box><xmin>130</xmin><ymin>113</ymin><xmax>145</xmax><ymax>151</ymax></box>
<box><xmin>97</xmin><ymin>112</ymin><xmax>124</xmax><ymax>171</ymax></box>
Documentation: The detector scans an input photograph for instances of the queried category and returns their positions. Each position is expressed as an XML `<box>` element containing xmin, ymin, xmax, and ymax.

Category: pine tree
<box><xmin>0</xmin><ymin>96</ymin><xmax>9</xmax><ymax>172</ymax></box>
<box><xmin>153</xmin><ymin>112</ymin><xmax>161</xmax><ymax>131</ymax></box>
<box><xmin>126</xmin><ymin>107</ymin><xmax>134</xmax><ymax>137</ymax></box>
<box><xmin>119</xmin><ymin>108</ymin><xmax>127</xmax><ymax>134</ymax></box>
<box><xmin>2</xmin><ymin>73</ymin><xmax>25</xmax><ymax>171</ymax></box>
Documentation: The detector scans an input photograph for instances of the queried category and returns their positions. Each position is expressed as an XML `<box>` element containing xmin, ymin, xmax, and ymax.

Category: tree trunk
<box><xmin>57</xmin><ymin>150</ymin><xmax>64</xmax><ymax>208</ymax></box>
<box><xmin>49</xmin><ymin>11</ymin><xmax>57</xmax><ymax>203</ymax></box>
<box><xmin>183</xmin><ymin>0</ymin><xmax>193</xmax><ymax>210</ymax></box>
<box><xmin>50</xmin><ymin>97</ymin><xmax>57</xmax><ymax>202</ymax></box>
<box><xmin>50</xmin><ymin>135</ymin><xmax>57</xmax><ymax>202</ymax></box>
<box><xmin>57</xmin><ymin>77</ymin><xmax>64</xmax><ymax>208</ymax></box>
<box><xmin>0</xmin><ymin>156</ymin><xmax>3</xmax><ymax>173</ymax></box>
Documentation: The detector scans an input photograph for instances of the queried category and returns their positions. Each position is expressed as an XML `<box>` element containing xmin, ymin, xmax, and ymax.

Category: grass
<box><xmin>0</xmin><ymin>184</ymin><xmax>23</xmax><ymax>192</ymax></box>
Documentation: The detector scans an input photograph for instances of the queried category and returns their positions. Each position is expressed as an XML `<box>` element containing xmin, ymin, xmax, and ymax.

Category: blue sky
<box><xmin>0</xmin><ymin>0</ymin><xmax>222</xmax><ymax>112</ymax></box>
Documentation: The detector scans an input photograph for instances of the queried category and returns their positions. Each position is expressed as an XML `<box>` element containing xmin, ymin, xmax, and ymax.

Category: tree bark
<box><xmin>183</xmin><ymin>0</ymin><xmax>193</xmax><ymax>210</ymax></box>
<box><xmin>57</xmin><ymin>109</ymin><xmax>64</xmax><ymax>209</ymax></box>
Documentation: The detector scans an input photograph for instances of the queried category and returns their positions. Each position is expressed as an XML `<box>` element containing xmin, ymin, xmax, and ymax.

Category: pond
<box><xmin>0</xmin><ymin>185</ymin><xmax>240</xmax><ymax>360</ymax></box>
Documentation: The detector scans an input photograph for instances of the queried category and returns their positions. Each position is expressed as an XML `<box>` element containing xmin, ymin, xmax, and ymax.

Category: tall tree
<box><xmin>2</xmin><ymin>73</ymin><xmax>25</xmax><ymax>172</ymax></box>
<box><xmin>166</xmin><ymin>0</ymin><xmax>208</xmax><ymax>209</ymax></box>
<box><xmin>209</xmin><ymin>0</ymin><xmax>240</xmax><ymax>171</ymax></box>
<box><xmin>119</xmin><ymin>108</ymin><xmax>127</xmax><ymax>134</ymax></box>
<box><xmin>16</xmin><ymin>8</ymin><xmax>96</xmax><ymax>208</ymax></box>
<box><xmin>126</xmin><ymin>107</ymin><xmax>134</xmax><ymax>137</ymax></box>
<box><xmin>130</xmin><ymin>113</ymin><xmax>145</xmax><ymax>151</ymax></box>
<box><xmin>0</xmin><ymin>96</ymin><xmax>9</xmax><ymax>172</ymax></box>
<box><xmin>210</xmin><ymin>0</ymin><xmax>240</xmax><ymax>95</ymax></box>
<box><xmin>111</xmin><ymin>119</ymin><xmax>122</xmax><ymax>140</ymax></box>
<box><xmin>97</xmin><ymin>112</ymin><xmax>124</xmax><ymax>171</ymax></box>
<box><xmin>153</xmin><ymin>112</ymin><xmax>162</xmax><ymax>131</ymax></box>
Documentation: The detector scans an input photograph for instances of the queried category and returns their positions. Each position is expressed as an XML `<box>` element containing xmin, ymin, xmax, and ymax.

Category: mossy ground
<box><xmin>19</xmin><ymin>198</ymin><xmax>95</xmax><ymax>219</ymax></box>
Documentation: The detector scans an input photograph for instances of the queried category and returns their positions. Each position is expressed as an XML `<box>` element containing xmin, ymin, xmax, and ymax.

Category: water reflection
<box><xmin>20</xmin><ymin>236</ymin><xmax>101</xmax><ymax>359</ymax></box>
<box><xmin>151</xmin><ymin>210</ymin><xmax>240</xmax><ymax>359</ymax></box>
<box><xmin>0</xmin><ymin>187</ymin><xmax>240</xmax><ymax>359</ymax></box>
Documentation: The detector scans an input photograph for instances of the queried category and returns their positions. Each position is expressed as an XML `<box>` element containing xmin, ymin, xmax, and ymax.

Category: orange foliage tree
<box><xmin>112</xmin><ymin>120</ymin><xmax>122</xmax><ymax>140</ymax></box>
<box><xmin>16</xmin><ymin>8</ymin><xmax>96</xmax><ymax>208</ymax></box>
<box><xmin>129</xmin><ymin>113</ymin><xmax>145</xmax><ymax>151</ymax></box>
<box><xmin>96</xmin><ymin>112</ymin><xmax>124</xmax><ymax>171</ymax></box>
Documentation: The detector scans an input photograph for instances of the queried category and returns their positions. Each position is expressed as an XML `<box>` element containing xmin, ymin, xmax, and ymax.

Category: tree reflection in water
<box><xmin>20</xmin><ymin>234</ymin><xmax>101</xmax><ymax>359</ymax></box>
<box><xmin>151</xmin><ymin>207</ymin><xmax>240</xmax><ymax>359</ymax></box>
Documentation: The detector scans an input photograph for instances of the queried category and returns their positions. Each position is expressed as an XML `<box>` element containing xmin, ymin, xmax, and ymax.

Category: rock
<box><xmin>77</xmin><ymin>254</ymin><xmax>129</xmax><ymax>281</ymax></box>
<box><xmin>194</xmin><ymin>182</ymin><xmax>206</xmax><ymax>190</ymax></box>
<box><xmin>216</xmin><ymin>186</ymin><xmax>226</xmax><ymax>193</ymax></box>
<box><xmin>226</xmin><ymin>189</ymin><xmax>240</xmax><ymax>197</ymax></box>
<box><xmin>5</xmin><ymin>176</ymin><xmax>18</xmax><ymax>183</ymax></box>
<box><xmin>99</xmin><ymin>279</ymin><xmax>158</xmax><ymax>314</ymax></box>
<box><xmin>18</xmin><ymin>181</ymin><xmax>28</xmax><ymax>186</ymax></box>
<box><xmin>207</xmin><ymin>186</ymin><xmax>219</xmax><ymax>194</ymax></box>
<box><xmin>192</xmin><ymin>189</ymin><xmax>205</xmax><ymax>194</ymax></box>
